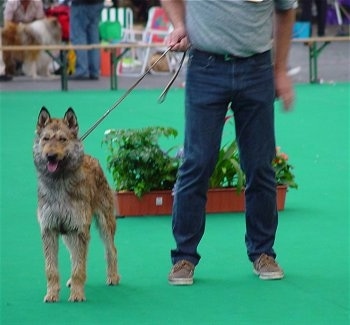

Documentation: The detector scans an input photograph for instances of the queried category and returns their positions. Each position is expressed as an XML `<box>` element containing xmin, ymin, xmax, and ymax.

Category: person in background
<box><xmin>69</xmin><ymin>0</ymin><xmax>104</xmax><ymax>80</ymax></box>
<box><xmin>130</xmin><ymin>0</ymin><xmax>161</xmax><ymax>24</ymax></box>
<box><xmin>4</xmin><ymin>0</ymin><xmax>45</xmax><ymax>24</ymax></box>
<box><xmin>161</xmin><ymin>0</ymin><xmax>296</xmax><ymax>285</ymax></box>
<box><xmin>300</xmin><ymin>0</ymin><xmax>328</xmax><ymax>36</ymax></box>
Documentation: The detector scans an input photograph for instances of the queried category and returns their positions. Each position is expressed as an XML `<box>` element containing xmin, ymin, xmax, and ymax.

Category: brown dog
<box><xmin>2</xmin><ymin>18</ymin><xmax>62</xmax><ymax>78</ymax></box>
<box><xmin>33</xmin><ymin>107</ymin><xmax>120</xmax><ymax>302</ymax></box>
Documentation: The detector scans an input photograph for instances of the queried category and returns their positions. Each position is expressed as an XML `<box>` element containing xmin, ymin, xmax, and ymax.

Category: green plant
<box><xmin>273</xmin><ymin>146</ymin><xmax>298</xmax><ymax>189</ymax></box>
<box><xmin>103</xmin><ymin>125</ymin><xmax>297</xmax><ymax>198</ymax></box>
<box><xmin>209</xmin><ymin>139</ymin><xmax>245</xmax><ymax>191</ymax></box>
<box><xmin>208</xmin><ymin>141</ymin><xmax>298</xmax><ymax>191</ymax></box>
<box><xmin>216</xmin><ymin>115</ymin><xmax>297</xmax><ymax>190</ymax></box>
<box><xmin>103</xmin><ymin>126</ymin><xmax>180</xmax><ymax>197</ymax></box>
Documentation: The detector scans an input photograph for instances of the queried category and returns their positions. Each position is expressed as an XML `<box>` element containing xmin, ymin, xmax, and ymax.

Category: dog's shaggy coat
<box><xmin>2</xmin><ymin>18</ymin><xmax>62</xmax><ymax>78</ymax></box>
<box><xmin>33</xmin><ymin>107</ymin><xmax>120</xmax><ymax>302</ymax></box>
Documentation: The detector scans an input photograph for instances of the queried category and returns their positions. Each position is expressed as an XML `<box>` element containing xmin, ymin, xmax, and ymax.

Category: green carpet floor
<box><xmin>0</xmin><ymin>84</ymin><xmax>349</xmax><ymax>324</ymax></box>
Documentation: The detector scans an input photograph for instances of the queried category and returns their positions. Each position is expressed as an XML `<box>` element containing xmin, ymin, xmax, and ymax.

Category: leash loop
<box><xmin>158</xmin><ymin>51</ymin><xmax>186</xmax><ymax>104</ymax></box>
<box><xmin>80</xmin><ymin>47</ymin><xmax>186</xmax><ymax>142</ymax></box>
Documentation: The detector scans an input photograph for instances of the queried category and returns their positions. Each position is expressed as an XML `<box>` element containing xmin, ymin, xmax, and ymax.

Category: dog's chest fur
<box><xmin>37</xmin><ymin>164</ymin><xmax>92</xmax><ymax>234</ymax></box>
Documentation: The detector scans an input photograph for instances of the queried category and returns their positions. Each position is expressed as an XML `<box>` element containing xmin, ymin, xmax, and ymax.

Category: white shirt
<box><xmin>4</xmin><ymin>0</ymin><xmax>45</xmax><ymax>24</ymax></box>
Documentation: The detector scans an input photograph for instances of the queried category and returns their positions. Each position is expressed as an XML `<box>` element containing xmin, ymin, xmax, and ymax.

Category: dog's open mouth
<box><xmin>47</xmin><ymin>161</ymin><xmax>59</xmax><ymax>173</ymax></box>
<box><xmin>46</xmin><ymin>154</ymin><xmax>60</xmax><ymax>173</ymax></box>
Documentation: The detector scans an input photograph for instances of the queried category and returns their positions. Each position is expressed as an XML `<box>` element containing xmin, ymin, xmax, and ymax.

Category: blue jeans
<box><xmin>70</xmin><ymin>3</ymin><xmax>103</xmax><ymax>77</ymax></box>
<box><xmin>171</xmin><ymin>48</ymin><xmax>277</xmax><ymax>265</ymax></box>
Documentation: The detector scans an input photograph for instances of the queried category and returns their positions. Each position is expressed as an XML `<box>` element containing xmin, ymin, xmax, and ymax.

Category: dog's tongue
<box><xmin>47</xmin><ymin>161</ymin><xmax>59</xmax><ymax>173</ymax></box>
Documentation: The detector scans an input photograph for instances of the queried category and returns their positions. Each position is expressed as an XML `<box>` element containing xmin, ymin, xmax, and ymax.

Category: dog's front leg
<box><xmin>42</xmin><ymin>229</ymin><xmax>60</xmax><ymax>302</ymax></box>
<box><xmin>63</xmin><ymin>230</ymin><xmax>90</xmax><ymax>302</ymax></box>
<box><xmin>27</xmin><ymin>60</ymin><xmax>38</xmax><ymax>79</ymax></box>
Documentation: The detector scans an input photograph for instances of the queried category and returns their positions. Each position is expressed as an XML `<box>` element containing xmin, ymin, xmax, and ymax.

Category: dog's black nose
<box><xmin>47</xmin><ymin>153</ymin><xmax>58</xmax><ymax>162</ymax></box>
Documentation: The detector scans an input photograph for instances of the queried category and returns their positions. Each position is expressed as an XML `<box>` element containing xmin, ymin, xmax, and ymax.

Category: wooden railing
<box><xmin>291</xmin><ymin>36</ymin><xmax>350</xmax><ymax>83</ymax></box>
<box><xmin>0</xmin><ymin>42</ymin><xmax>166</xmax><ymax>91</ymax></box>
<box><xmin>1</xmin><ymin>36</ymin><xmax>349</xmax><ymax>90</ymax></box>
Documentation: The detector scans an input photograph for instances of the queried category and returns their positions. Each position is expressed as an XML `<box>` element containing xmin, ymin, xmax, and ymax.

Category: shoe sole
<box><xmin>253</xmin><ymin>269</ymin><xmax>284</xmax><ymax>280</ymax></box>
<box><xmin>168</xmin><ymin>278</ymin><xmax>193</xmax><ymax>285</ymax></box>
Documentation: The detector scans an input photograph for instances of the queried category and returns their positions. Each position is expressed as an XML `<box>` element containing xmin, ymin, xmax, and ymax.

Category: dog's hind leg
<box><xmin>96</xmin><ymin>210</ymin><xmax>120</xmax><ymax>286</ymax></box>
<box><xmin>63</xmin><ymin>230</ymin><xmax>90</xmax><ymax>302</ymax></box>
<box><xmin>42</xmin><ymin>230</ymin><xmax>60</xmax><ymax>302</ymax></box>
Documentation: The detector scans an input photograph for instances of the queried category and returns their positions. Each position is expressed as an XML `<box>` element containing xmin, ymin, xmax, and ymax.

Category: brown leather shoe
<box><xmin>253</xmin><ymin>254</ymin><xmax>284</xmax><ymax>280</ymax></box>
<box><xmin>168</xmin><ymin>260</ymin><xmax>195</xmax><ymax>285</ymax></box>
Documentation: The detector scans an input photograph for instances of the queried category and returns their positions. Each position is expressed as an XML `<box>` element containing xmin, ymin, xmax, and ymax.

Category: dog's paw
<box><xmin>68</xmin><ymin>290</ymin><xmax>86</xmax><ymax>302</ymax></box>
<box><xmin>44</xmin><ymin>292</ymin><xmax>59</xmax><ymax>303</ymax></box>
<box><xmin>107</xmin><ymin>274</ymin><xmax>120</xmax><ymax>286</ymax></box>
<box><xmin>68</xmin><ymin>294</ymin><xmax>86</xmax><ymax>302</ymax></box>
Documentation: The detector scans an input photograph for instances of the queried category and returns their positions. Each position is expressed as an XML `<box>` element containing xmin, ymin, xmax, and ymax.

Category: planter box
<box><xmin>114</xmin><ymin>186</ymin><xmax>287</xmax><ymax>217</ymax></box>
<box><xmin>115</xmin><ymin>190</ymin><xmax>174</xmax><ymax>217</ymax></box>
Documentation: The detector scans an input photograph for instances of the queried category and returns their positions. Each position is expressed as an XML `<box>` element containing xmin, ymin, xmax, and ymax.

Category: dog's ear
<box><xmin>64</xmin><ymin>107</ymin><xmax>79</xmax><ymax>136</ymax></box>
<box><xmin>37</xmin><ymin>106</ymin><xmax>51</xmax><ymax>132</ymax></box>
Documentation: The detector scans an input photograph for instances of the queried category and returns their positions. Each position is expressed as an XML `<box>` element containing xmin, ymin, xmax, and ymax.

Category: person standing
<box><xmin>300</xmin><ymin>0</ymin><xmax>328</xmax><ymax>36</ymax></box>
<box><xmin>161</xmin><ymin>0</ymin><xmax>296</xmax><ymax>285</ymax></box>
<box><xmin>69</xmin><ymin>0</ymin><xmax>104</xmax><ymax>80</ymax></box>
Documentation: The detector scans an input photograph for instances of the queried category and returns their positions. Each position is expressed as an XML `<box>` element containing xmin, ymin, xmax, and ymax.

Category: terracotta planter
<box><xmin>276</xmin><ymin>185</ymin><xmax>288</xmax><ymax>210</ymax></box>
<box><xmin>114</xmin><ymin>190</ymin><xmax>174</xmax><ymax>217</ymax></box>
<box><xmin>114</xmin><ymin>186</ymin><xmax>287</xmax><ymax>217</ymax></box>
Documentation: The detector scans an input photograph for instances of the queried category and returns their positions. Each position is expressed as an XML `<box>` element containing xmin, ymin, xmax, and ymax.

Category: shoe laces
<box><xmin>173</xmin><ymin>260</ymin><xmax>194</xmax><ymax>272</ymax></box>
<box><xmin>255</xmin><ymin>254</ymin><xmax>277</xmax><ymax>269</ymax></box>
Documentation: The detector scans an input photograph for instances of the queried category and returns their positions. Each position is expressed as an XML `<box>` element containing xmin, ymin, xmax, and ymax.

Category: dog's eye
<box><xmin>59</xmin><ymin>137</ymin><xmax>67</xmax><ymax>142</ymax></box>
<box><xmin>42</xmin><ymin>136</ymin><xmax>50</xmax><ymax>141</ymax></box>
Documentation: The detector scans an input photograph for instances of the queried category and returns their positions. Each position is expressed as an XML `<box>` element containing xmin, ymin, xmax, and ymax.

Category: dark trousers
<box><xmin>300</xmin><ymin>0</ymin><xmax>328</xmax><ymax>36</ymax></box>
<box><xmin>171</xmin><ymin>49</ymin><xmax>278</xmax><ymax>265</ymax></box>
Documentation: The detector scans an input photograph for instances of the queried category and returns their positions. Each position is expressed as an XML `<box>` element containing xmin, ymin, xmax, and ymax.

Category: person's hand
<box><xmin>164</xmin><ymin>26</ymin><xmax>190</xmax><ymax>52</ymax></box>
<box><xmin>274</xmin><ymin>70</ymin><xmax>294</xmax><ymax>111</ymax></box>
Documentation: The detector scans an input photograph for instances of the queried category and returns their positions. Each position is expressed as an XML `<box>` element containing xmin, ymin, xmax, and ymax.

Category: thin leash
<box><xmin>80</xmin><ymin>48</ymin><xmax>187</xmax><ymax>142</ymax></box>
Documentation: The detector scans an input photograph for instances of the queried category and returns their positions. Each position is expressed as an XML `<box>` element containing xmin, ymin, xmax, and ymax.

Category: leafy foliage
<box><xmin>103</xmin><ymin>125</ymin><xmax>297</xmax><ymax>198</ymax></box>
<box><xmin>209</xmin><ymin>139</ymin><xmax>245</xmax><ymax>191</ymax></box>
<box><xmin>273</xmin><ymin>147</ymin><xmax>298</xmax><ymax>189</ymax></box>
<box><xmin>103</xmin><ymin>127</ymin><xmax>180</xmax><ymax>197</ymax></box>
